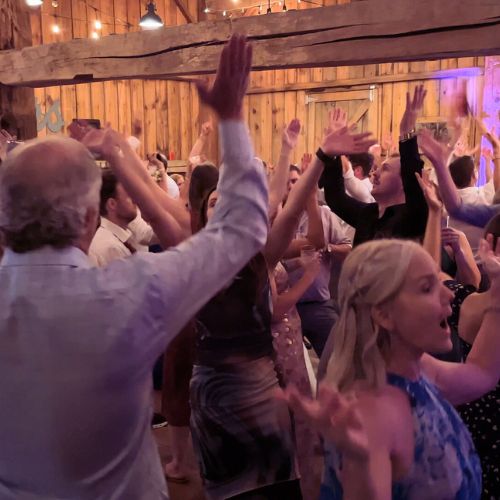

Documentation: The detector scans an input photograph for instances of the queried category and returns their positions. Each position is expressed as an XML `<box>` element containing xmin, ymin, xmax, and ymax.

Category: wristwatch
<box><xmin>316</xmin><ymin>147</ymin><xmax>335</xmax><ymax>164</ymax></box>
<box><xmin>399</xmin><ymin>129</ymin><xmax>416</xmax><ymax>142</ymax></box>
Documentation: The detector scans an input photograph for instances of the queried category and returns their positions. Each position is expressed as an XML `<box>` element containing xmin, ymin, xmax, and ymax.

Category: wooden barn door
<box><xmin>305</xmin><ymin>87</ymin><xmax>380</xmax><ymax>153</ymax></box>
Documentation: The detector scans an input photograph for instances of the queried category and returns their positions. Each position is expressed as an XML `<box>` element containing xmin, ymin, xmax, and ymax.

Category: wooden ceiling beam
<box><xmin>173</xmin><ymin>0</ymin><xmax>195</xmax><ymax>23</ymax></box>
<box><xmin>0</xmin><ymin>0</ymin><xmax>499</xmax><ymax>87</ymax></box>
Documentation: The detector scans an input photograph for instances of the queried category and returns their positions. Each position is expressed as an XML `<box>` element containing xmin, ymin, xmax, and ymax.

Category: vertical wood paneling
<box><xmin>31</xmin><ymin>0</ymin><xmax>487</xmax><ymax>166</ymax></box>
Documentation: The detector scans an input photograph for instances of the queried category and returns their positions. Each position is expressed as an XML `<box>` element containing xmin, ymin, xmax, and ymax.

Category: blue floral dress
<box><xmin>320</xmin><ymin>374</ymin><xmax>482</xmax><ymax>500</ymax></box>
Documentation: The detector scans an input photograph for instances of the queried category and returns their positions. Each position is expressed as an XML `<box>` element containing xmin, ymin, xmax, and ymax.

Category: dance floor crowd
<box><xmin>0</xmin><ymin>35</ymin><xmax>499</xmax><ymax>499</ymax></box>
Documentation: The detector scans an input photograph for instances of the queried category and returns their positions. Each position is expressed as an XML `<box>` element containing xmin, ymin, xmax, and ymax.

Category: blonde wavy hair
<box><xmin>326</xmin><ymin>239</ymin><xmax>423</xmax><ymax>392</ymax></box>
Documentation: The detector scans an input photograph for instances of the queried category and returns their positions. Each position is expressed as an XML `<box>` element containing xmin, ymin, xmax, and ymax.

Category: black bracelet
<box><xmin>316</xmin><ymin>147</ymin><xmax>335</xmax><ymax>164</ymax></box>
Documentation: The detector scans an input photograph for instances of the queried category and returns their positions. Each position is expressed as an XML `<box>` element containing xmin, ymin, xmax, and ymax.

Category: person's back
<box><xmin>0</xmin><ymin>254</ymin><xmax>169</xmax><ymax>499</ymax></box>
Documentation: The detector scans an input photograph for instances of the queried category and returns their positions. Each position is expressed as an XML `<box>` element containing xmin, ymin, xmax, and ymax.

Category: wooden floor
<box><xmin>153</xmin><ymin>392</ymin><xmax>206</xmax><ymax>500</ymax></box>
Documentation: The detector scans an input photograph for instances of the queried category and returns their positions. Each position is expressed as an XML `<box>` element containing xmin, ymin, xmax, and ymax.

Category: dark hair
<box><xmin>348</xmin><ymin>153</ymin><xmax>374</xmax><ymax>178</ymax></box>
<box><xmin>449</xmin><ymin>156</ymin><xmax>475</xmax><ymax>189</ymax></box>
<box><xmin>188</xmin><ymin>163</ymin><xmax>219</xmax><ymax>213</ymax></box>
<box><xmin>289</xmin><ymin>164</ymin><xmax>301</xmax><ymax>174</ymax></box>
<box><xmin>99</xmin><ymin>168</ymin><xmax>119</xmax><ymax>216</ymax></box>
<box><xmin>484</xmin><ymin>213</ymin><xmax>500</xmax><ymax>249</ymax></box>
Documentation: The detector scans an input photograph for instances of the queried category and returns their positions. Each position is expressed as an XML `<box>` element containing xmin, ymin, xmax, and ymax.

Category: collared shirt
<box><xmin>0</xmin><ymin>120</ymin><xmax>268</xmax><ymax>500</ymax></box>
<box><xmin>343</xmin><ymin>165</ymin><xmax>374</xmax><ymax>203</ymax></box>
<box><xmin>285</xmin><ymin>206</ymin><xmax>351</xmax><ymax>302</ymax></box>
<box><xmin>320</xmin><ymin>137</ymin><xmax>428</xmax><ymax>247</ymax></box>
<box><xmin>88</xmin><ymin>217</ymin><xmax>134</xmax><ymax>267</ymax></box>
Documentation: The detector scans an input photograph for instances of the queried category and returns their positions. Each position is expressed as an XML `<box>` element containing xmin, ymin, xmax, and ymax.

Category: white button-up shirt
<box><xmin>89</xmin><ymin>217</ymin><xmax>134</xmax><ymax>266</ymax></box>
<box><xmin>0</xmin><ymin>121</ymin><xmax>268</xmax><ymax>499</ymax></box>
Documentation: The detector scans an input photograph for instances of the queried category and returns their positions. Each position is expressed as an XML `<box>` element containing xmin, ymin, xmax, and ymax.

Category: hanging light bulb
<box><xmin>203</xmin><ymin>7</ymin><xmax>210</xmax><ymax>12</ymax></box>
<box><xmin>26</xmin><ymin>0</ymin><xmax>43</xmax><ymax>6</ymax></box>
<box><xmin>91</xmin><ymin>31</ymin><xmax>100</xmax><ymax>39</ymax></box>
<box><xmin>51</xmin><ymin>23</ymin><xmax>61</xmax><ymax>34</ymax></box>
<box><xmin>94</xmin><ymin>20</ymin><xmax>102</xmax><ymax>30</ymax></box>
<box><xmin>222</xmin><ymin>9</ymin><xmax>227</xmax><ymax>16</ymax></box>
<box><xmin>51</xmin><ymin>0</ymin><xmax>58</xmax><ymax>6</ymax></box>
<box><xmin>139</xmin><ymin>1</ymin><xmax>164</xmax><ymax>29</ymax></box>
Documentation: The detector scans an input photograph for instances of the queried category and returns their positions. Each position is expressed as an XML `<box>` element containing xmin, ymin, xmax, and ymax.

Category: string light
<box><xmin>91</xmin><ymin>31</ymin><xmax>100</xmax><ymax>39</ymax></box>
<box><xmin>222</xmin><ymin>10</ymin><xmax>227</xmax><ymax>16</ymax></box>
<box><xmin>52</xmin><ymin>0</ymin><xmax>59</xmax><ymax>6</ymax></box>
<box><xmin>94</xmin><ymin>19</ymin><xmax>102</xmax><ymax>30</ymax></box>
<box><xmin>204</xmin><ymin>6</ymin><xmax>210</xmax><ymax>12</ymax></box>
<box><xmin>51</xmin><ymin>23</ymin><xmax>61</xmax><ymax>33</ymax></box>
<box><xmin>26</xmin><ymin>0</ymin><xmax>43</xmax><ymax>7</ymax></box>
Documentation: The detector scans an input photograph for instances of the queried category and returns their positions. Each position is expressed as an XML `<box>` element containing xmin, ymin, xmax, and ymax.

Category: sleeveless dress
<box><xmin>444</xmin><ymin>281</ymin><xmax>499</xmax><ymax>498</ymax></box>
<box><xmin>271</xmin><ymin>262</ymin><xmax>322</xmax><ymax>499</ymax></box>
<box><xmin>189</xmin><ymin>256</ymin><xmax>299</xmax><ymax>500</ymax></box>
<box><xmin>320</xmin><ymin>374</ymin><xmax>482</xmax><ymax>500</ymax></box>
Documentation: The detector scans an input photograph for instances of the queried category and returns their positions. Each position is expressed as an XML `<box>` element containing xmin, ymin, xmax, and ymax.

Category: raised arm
<box><xmin>82</xmin><ymin>128</ymin><xmax>185</xmax><ymax>248</ymax></box>
<box><xmin>107</xmin><ymin>35</ymin><xmax>269</xmax><ymax>346</ymax></box>
<box><xmin>319</xmin><ymin>128</ymin><xmax>376</xmax><ymax>228</ymax></box>
<box><xmin>418</xmin><ymin>129</ymin><xmax>462</xmax><ymax>215</ymax></box>
<box><xmin>268</xmin><ymin>119</ymin><xmax>301</xmax><ymax>222</ymax></box>
<box><xmin>399</xmin><ymin>85</ymin><xmax>428</xmax><ymax>234</ymax></box>
<box><xmin>265</xmin><ymin>127</ymin><xmax>375</xmax><ymax>269</ymax></box>
<box><xmin>416</xmin><ymin>171</ymin><xmax>443</xmax><ymax>266</ymax></box>
<box><xmin>477</xmin><ymin>119</ymin><xmax>500</xmax><ymax>192</ymax></box>
<box><xmin>422</xmin><ymin>236</ymin><xmax>500</xmax><ymax>405</ymax></box>
<box><xmin>189</xmin><ymin>119</ymin><xmax>212</xmax><ymax>163</ymax></box>
<box><xmin>342</xmin><ymin>156</ymin><xmax>375</xmax><ymax>203</ymax></box>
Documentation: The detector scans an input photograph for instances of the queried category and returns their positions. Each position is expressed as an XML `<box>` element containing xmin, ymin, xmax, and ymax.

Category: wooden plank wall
<box><xmin>30</xmin><ymin>0</ymin><xmax>216</xmax><ymax>161</ymax></box>
<box><xmin>31</xmin><ymin>0</ymin><xmax>485</xmax><ymax>166</ymax></box>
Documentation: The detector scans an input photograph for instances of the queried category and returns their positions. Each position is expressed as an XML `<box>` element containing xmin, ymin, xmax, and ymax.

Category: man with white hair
<box><xmin>0</xmin><ymin>34</ymin><xmax>266</xmax><ymax>499</ymax></box>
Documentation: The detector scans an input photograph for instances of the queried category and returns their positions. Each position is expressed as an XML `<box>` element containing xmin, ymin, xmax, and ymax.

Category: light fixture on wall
<box><xmin>139</xmin><ymin>1</ymin><xmax>164</xmax><ymax>29</ymax></box>
<box><xmin>94</xmin><ymin>20</ymin><xmax>102</xmax><ymax>30</ymax></box>
<box><xmin>26</xmin><ymin>0</ymin><xmax>43</xmax><ymax>7</ymax></box>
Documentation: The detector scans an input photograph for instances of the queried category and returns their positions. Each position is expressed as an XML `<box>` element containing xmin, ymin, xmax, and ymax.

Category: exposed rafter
<box><xmin>0</xmin><ymin>0</ymin><xmax>499</xmax><ymax>87</ymax></box>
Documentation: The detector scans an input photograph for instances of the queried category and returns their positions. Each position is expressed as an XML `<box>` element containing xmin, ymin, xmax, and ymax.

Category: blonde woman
<box><xmin>283</xmin><ymin>235</ymin><xmax>500</xmax><ymax>499</ymax></box>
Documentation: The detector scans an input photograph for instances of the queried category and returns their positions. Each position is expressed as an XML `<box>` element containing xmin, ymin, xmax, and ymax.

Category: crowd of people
<box><xmin>0</xmin><ymin>34</ymin><xmax>499</xmax><ymax>500</ymax></box>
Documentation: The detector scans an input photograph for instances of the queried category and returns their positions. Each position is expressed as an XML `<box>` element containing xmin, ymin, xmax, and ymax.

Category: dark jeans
<box><xmin>296</xmin><ymin>299</ymin><xmax>338</xmax><ymax>358</ymax></box>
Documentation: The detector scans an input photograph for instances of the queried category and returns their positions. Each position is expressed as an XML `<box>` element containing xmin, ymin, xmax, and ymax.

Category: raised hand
<box><xmin>418</xmin><ymin>128</ymin><xmax>452</xmax><ymax>168</ymax></box>
<box><xmin>282</xmin><ymin>119</ymin><xmax>301</xmax><ymax>151</ymax></box>
<box><xmin>478</xmin><ymin>235</ymin><xmax>500</xmax><ymax>282</ymax></box>
<box><xmin>325</xmin><ymin>108</ymin><xmax>348</xmax><ymax>135</ymax></box>
<box><xmin>300</xmin><ymin>152</ymin><xmax>312</xmax><ymax>173</ymax></box>
<box><xmin>201</xmin><ymin>119</ymin><xmax>213</xmax><ymax>137</ymax></box>
<box><xmin>196</xmin><ymin>34</ymin><xmax>252</xmax><ymax>121</ymax></box>
<box><xmin>321</xmin><ymin>127</ymin><xmax>376</xmax><ymax>157</ymax></box>
<box><xmin>476</xmin><ymin>118</ymin><xmax>500</xmax><ymax>156</ymax></box>
<box><xmin>400</xmin><ymin>84</ymin><xmax>427</xmax><ymax>136</ymax></box>
<box><xmin>80</xmin><ymin>126</ymin><xmax>125</xmax><ymax>161</ymax></box>
<box><xmin>280</xmin><ymin>383</ymin><xmax>369</xmax><ymax>461</ymax></box>
<box><xmin>482</xmin><ymin>148</ymin><xmax>494</xmax><ymax>162</ymax></box>
<box><xmin>415</xmin><ymin>169</ymin><xmax>442</xmax><ymax>212</ymax></box>
<box><xmin>67</xmin><ymin>120</ymin><xmax>91</xmax><ymax>142</ymax></box>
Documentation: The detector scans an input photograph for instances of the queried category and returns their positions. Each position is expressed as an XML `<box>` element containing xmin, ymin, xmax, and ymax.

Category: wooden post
<box><xmin>0</xmin><ymin>0</ymin><xmax>36</xmax><ymax>139</ymax></box>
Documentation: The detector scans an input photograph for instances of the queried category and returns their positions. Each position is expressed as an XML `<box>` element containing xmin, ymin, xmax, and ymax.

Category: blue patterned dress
<box><xmin>320</xmin><ymin>374</ymin><xmax>482</xmax><ymax>500</ymax></box>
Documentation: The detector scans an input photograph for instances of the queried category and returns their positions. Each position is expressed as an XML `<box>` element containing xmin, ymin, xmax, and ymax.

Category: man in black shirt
<box><xmin>318</xmin><ymin>85</ymin><xmax>428</xmax><ymax>247</ymax></box>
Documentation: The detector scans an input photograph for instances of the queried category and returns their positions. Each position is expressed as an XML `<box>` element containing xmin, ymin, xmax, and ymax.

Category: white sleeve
<box><xmin>343</xmin><ymin>165</ymin><xmax>375</xmax><ymax>203</ymax></box>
